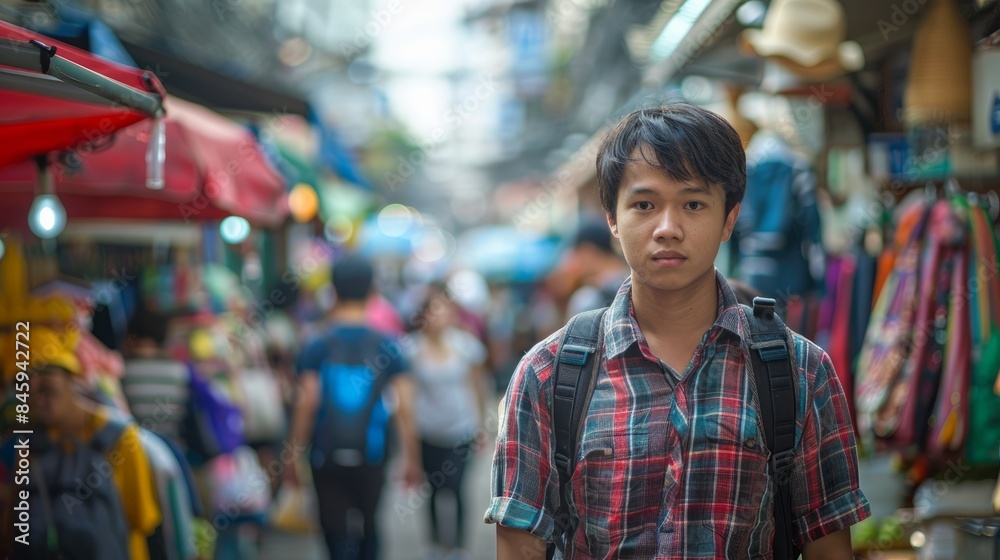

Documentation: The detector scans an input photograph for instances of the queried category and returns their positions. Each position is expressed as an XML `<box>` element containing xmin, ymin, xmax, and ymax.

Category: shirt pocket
<box><xmin>575</xmin><ymin>426</ymin><xmax>650</xmax><ymax>557</ymax></box>
<box><xmin>690</xmin><ymin>408</ymin><xmax>771</xmax><ymax>556</ymax></box>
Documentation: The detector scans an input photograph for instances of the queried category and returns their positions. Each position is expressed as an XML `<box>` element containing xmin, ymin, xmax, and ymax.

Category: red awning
<box><xmin>0</xmin><ymin>20</ymin><xmax>165</xmax><ymax>169</ymax></box>
<box><xmin>0</xmin><ymin>97</ymin><xmax>288</xmax><ymax>227</ymax></box>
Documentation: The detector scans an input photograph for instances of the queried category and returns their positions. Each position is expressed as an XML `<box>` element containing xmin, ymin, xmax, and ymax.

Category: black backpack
<box><xmin>24</xmin><ymin>418</ymin><xmax>131</xmax><ymax>560</ymax></box>
<box><xmin>548</xmin><ymin>297</ymin><xmax>799</xmax><ymax>560</ymax></box>
<box><xmin>311</xmin><ymin>329</ymin><xmax>393</xmax><ymax>467</ymax></box>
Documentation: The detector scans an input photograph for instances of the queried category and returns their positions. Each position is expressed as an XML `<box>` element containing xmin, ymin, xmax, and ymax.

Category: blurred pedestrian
<box><xmin>405</xmin><ymin>285</ymin><xmax>488</xmax><ymax>560</ymax></box>
<box><xmin>564</xmin><ymin>217</ymin><xmax>630</xmax><ymax>318</ymax></box>
<box><xmin>487</xmin><ymin>104</ymin><xmax>868</xmax><ymax>559</ymax></box>
<box><xmin>284</xmin><ymin>253</ymin><xmax>421</xmax><ymax>560</ymax></box>
<box><xmin>121</xmin><ymin>307</ymin><xmax>190</xmax><ymax>446</ymax></box>
<box><xmin>1</xmin><ymin>325</ymin><xmax>161</xmax><ymax>559</ymax></box>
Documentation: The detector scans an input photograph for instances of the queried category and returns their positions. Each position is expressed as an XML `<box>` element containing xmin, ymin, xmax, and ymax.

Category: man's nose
<box><xmin>653</xmin><ymin>209</ymin><xmax>683</xmax><ymax>240</ymax></box>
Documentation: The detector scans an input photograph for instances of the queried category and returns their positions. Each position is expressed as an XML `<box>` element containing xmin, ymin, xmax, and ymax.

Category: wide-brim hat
<box><xmin>739</xmin><ymin>0</ymin><xmax>864</xmax><ymax>80</ymax></box>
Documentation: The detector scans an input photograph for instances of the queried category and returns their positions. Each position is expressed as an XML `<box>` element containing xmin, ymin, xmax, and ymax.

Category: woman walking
<box><xmin>406</xmin><ymin>286</ymin><xmax>487</xmax><ymax>560</ymax></box>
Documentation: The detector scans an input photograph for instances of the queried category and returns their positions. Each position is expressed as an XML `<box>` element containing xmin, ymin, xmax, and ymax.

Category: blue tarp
<box><xmin>23</xmin><ymin>6</ymin><xmax>137</xmax><ymax>67</ymax></box>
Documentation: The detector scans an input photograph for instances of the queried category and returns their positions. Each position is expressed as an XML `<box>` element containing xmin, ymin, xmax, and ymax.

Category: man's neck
<box><xmin>630</xmin><ymin>269</ymin><xmax>720</xmax><ymax>342</ymax></box>
<box><xmin>328</xmin><ymin>301</ymin><xmax>368</xmax><ymax>324</ymax></box>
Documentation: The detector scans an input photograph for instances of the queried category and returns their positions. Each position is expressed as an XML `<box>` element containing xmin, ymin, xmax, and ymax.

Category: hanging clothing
<box><xmin>965</xmin><ymin>200</ymin><xmax>1000</xmax><ymax>466</ymax></box>
<box><xmin>855</xmin><ymin>199</ymin><xmax>930</xmax><ymax>444</ymax></box>
<box><xmin>734</xmin><ymin>131</ymin><xmax>824</xmax><ymax>300</ymax></box>
<box><xmin>139</xmin><ymin>429</ymin><xmax>197</xmax><ymax>560</ymax></box>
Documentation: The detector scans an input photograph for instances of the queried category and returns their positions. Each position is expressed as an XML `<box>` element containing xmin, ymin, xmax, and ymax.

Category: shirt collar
<box><xmin>602</xmin><ymin>269</ymin><xmax>748</xmax><ymax>360</ymax></box>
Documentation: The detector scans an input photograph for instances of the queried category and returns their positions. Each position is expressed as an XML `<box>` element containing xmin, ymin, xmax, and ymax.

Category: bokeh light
<box><xmin>377</xmin><ymin>204</ymin><xmax>415</xmax><ymax>237</ymax></box>
<box><xmin>220</xmin><ymin>216</ymin><xmax>251</xmax><ymax>244</ymax></box>
<box><xmin>288</xmin><ymin>183</ymin><xmax>319</xmax><ymax>223</ymax></box>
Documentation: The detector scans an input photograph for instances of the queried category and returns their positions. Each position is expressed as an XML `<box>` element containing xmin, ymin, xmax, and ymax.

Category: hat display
<box><xmin>739</xmin><ymin>0</ymin><xmax>864</xmax><ymax>80</ymax></box>
<box><xmin>903</xmin><ymin>0</ymin><xmax>972</xmax><ymax>126</ymax></box>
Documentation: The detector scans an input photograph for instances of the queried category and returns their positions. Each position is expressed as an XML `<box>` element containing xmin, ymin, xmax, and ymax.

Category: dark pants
<box><xmin>311</xmin><ymin>463</ymin><xmax>385</xmax><ymax>560</ymax></box>
<box><xmin>420</xmin><ymin>439</ymin><xmax>473</xmax><ymax>548</ymax></box>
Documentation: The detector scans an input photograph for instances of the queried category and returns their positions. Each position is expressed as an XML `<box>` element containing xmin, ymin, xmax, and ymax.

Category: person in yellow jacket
<box><xmin>1</xmin><ymin>325</ymin><xmax>161</xmax><ymax>559</ymax></box>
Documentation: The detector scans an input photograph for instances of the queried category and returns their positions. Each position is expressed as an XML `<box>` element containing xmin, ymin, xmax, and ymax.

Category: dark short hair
<box><xmin>573</xmin><ymin>218</ymin><xmax>615</xmax><ymax>255</ymax></box>
<box><xmin>332</xmin><ymin>253</ymin><xmax>374</xmax><ymax>302</ymax></box>
<box><xmin>127</xmin><ymin>307</ymin><xmax>169</xmax><ymax>346</ymax></box>
<box><xmin>596</xmin><ymin>103</ymin><xmax>746</xmax><ymax>219</ymax></box>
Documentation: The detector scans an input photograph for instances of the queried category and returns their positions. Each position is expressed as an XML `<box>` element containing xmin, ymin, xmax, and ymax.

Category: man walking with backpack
<box><xmin>285</xmin><ymin>253</ymin><xmax>421</xmax><ymax>560</ymax></box>
<box><xmin>486</xmin><ymin>104</ymin><xmax>869</xmax><ymax>559</ymax></box>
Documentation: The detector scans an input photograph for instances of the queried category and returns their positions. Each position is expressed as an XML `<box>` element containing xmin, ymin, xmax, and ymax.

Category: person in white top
<box><xmin>405</xmin><ymin>286</ymin><xmax>488</xmax><ymax>560</ymax></box>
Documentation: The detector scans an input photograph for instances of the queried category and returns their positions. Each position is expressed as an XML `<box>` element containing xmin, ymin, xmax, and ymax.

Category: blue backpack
<box><xmin>311</xmin><ymin>329</ymin><xmax>394</xmax><ymax>468</ymax></box>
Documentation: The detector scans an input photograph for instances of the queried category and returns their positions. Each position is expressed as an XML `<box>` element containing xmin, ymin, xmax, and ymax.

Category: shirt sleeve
<box><xmin>483</xmin><ymin>340</ymin><xmax>560</xmax><ymax>541</ymax></box>
<box><xmin>112</xmin><ymin>423</ymin><xmax>162</xmax><ymax>560</ymax></box>
<box><xmin>296</xmin><ymin>336</ymin><xmax>327</xmax><ymax>374</ymax></box>
<box><xmin>791</xmin><ymin>347</ymin><xmax>871</xmax><ymax>546</ymax></box>
<box><xmin>382</xmin><ymin>334</ymin><xmax>409</xmax><ymax>379</ymax></box>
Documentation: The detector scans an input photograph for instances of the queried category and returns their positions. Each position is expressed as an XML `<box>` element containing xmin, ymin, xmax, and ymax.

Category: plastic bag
<box><xmin>208</xmin><ymin>446</ymin><xmax>270</xmax><ymax>523</ymax></box>
<box><xmin>269</xmin><ymin>484</ymin><xmax>319</xmax><ymax>534</ymax></box>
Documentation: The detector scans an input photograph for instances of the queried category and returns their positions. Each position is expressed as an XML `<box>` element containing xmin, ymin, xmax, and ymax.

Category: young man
<box><xmin>565</xmin><ymin>218</ymin><xmax>631</xmax><ymax>318</ymax></box>
<box><xmin>285</xmin><ymin>253</ymin><xmax>421</xmax><ymax>560</ymax></box>
<box><xmin>486</xmin><ymin>104</ymin><xmax>869</xmax><ymax>559</ymax></box>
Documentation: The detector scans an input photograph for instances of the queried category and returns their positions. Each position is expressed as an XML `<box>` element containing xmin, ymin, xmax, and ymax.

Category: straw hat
<box><xmin>903</xmin><ymin>0</ymin><xmax>972</xmax><ymax>126</ymax></box>
<box><xmin>740</xmin><ymin>0</ymin><xmax>864</xmax><ymax>80</ymax></box>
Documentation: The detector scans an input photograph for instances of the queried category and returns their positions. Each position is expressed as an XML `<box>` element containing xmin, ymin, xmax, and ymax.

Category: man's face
<box><xmin>28</xmin><ymin>366</ymin><xmax>74</xmax><ymax>426</ymax></box>
<box><xmin>607</xmin><ymin>148</ymin><xmax>739</xmax><ymax>293</ymax></box>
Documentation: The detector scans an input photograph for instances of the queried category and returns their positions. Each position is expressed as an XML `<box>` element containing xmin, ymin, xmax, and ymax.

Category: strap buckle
<box><xmin>554</xmin><ymin>452</ymin><xmax>572</xmax><ymax>475</ymax></box>
<box><xmin>559</xmin><ymin>344</ymin><xmax>591</xmax><ymax>366</ymax></box>
<box><xmin>772</xmin><ymin>449</ymin><xmax>796</xmax><ymax>476</ymax></box>
<box><xmin>754</xmin><ymin>338</ymin><xmax>790</xmax><ymax>362</ymax></box>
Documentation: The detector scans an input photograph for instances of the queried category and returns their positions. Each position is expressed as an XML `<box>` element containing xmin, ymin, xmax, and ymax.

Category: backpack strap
<box><xmin>549</xmin><ymin>307</ymin><xmax>606</xmax><ymax>557</ymax></box>
<box><xmin>743</xmin><ymin>297</ymin><xmax>799</xmax><ymax>560</ymax></box>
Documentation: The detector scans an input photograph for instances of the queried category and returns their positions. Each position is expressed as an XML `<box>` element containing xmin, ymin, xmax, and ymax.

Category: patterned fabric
<box><xmin>486</xmin><ymin>270</ymin><xmax>870</xmax><ymax>559</ymax></box>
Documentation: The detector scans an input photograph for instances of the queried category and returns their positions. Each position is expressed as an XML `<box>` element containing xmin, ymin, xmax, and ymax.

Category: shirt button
<box><xmin>744</xmin><ymin>437</ymin><xmax>756</xmax><ymax>448</ymax></box>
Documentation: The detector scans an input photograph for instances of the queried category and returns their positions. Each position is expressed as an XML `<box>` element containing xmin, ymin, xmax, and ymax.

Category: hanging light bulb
<box><xmin>29</xmin><ymin>194</ymin><xmax>67</xmax><ymax>239</ymax></box>
<box><xmin>220</xmin><ymin>216</ymin><xmax>251</xmax><ymax>244</ymax></box>
<box><xmin>28</xmin><ymin>158</ymin><xmax>66</xmax><ymax>239</ymax></box>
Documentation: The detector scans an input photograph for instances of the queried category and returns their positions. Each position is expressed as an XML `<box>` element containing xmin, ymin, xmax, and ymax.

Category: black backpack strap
<box><xmin>743</xmin><ymin>297</ymin><xmax>799</xmax><ymax>560</ymax></box>
<box><xmin>549</xmin><ymin>307</ymin><xmax>606</xmax><ymax>557</ymax></box>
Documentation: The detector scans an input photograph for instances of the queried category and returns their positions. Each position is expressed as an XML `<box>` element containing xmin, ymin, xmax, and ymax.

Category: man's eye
<box><xmin>636</xmin><ymin>201</ymin><xmax>653</xmax><ymax>210</ymax></box>
<box><xmin>686</xmin><ymin>201</ymin><xmax>704</xmax><ymax>210</ymax></box>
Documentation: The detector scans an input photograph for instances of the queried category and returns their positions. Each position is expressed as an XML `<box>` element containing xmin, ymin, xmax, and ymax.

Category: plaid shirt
<box><xmin>485</xmin><ymin>271</ymin><xmax>870</xmax><ymax>559</ymax></box>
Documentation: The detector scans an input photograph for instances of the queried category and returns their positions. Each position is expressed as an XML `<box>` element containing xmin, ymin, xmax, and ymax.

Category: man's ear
<box><xmin>722</xmin><ymin>203</ymin><xmax>740</xmax><ymax>242</ymax></box>
<box><xmin>606</xmin><ymin>213</ymin><xmax>618</xmax><ymax>238</ymax></box>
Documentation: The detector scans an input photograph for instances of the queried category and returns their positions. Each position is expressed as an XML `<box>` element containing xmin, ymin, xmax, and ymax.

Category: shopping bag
<box><xmin>208</xmin><ymin>446</ymin><xmax>271</xmax><ymax>523</ymax></box>
<box><xmin>269</xmin><ymin>484</ymin><xmax>319</xmax><ymax>534</ymax></box>
<box><xmin>237</xmin><ymin>367</ymin><xmax>287</xmax><ymax>444</ymax></box>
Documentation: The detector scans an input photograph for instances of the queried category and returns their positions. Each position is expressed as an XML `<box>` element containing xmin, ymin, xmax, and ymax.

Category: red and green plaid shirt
<box><xmin>485</xmin><ymin>271</ymin><xmax>870</xmax><ymax>559</ymax></box>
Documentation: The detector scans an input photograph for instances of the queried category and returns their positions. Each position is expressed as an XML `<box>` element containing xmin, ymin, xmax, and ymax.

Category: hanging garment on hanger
<box><xmin>927</xmin><ymin>222</ymin><xmax>970</xmax><ymax>462</ymax></box>
<box><xmin>814</xmin><ymin>255</ymin><xmax>844</xmax><ymax>351</ymax></box>
<box><xmin>856</xmin><ymin>199</ymin><xmax>931</xmax><ymax>442</ymax></box>
<box><xmin>849</xmin><ymin>242</ymin><xmax>879</xmax><ymax>369</ymax></box>
<box><xmin>828</xmin><ymin>254</ymin><xmax>858</xmax><ymax>432</ymax></box>
<box><xmin>966</xmin><ymin>201</ymin><xmax>1000</xmax><ymax>466</ymax></box>
<box><xmin>877</xmin><ymin>199</ymin><xmax>959</xmax><ymax>449</ymax></box>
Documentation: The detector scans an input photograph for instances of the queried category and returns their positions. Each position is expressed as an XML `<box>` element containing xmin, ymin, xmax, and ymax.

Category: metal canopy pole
<box><xmin>0</xmin><ymin>37</ymin><xmax>163</xmax><ymax>117</ymax></box>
